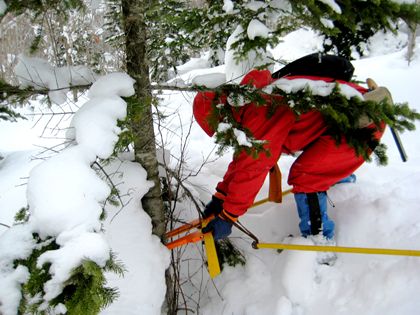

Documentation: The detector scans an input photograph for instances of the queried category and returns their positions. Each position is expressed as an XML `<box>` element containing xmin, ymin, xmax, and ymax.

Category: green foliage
<box><xmin>103</xmin><ymin>0</ymin><xmax>124</xmax><ymax>50</ymax></box>
<box><xmin>116</xmin><ymin>94</ymin><xmax>158</xmax><ymax>155</ymax></box>
<box><xmin>14</xmin><ymin>206</ymin><xmax>30</xmax><ymax>223</ymax></box>
<box><xmin>16</xmin><ymin>234</ymin><xmax>58</xmax><ymax>314</ymax></box>
<box><xmin>4</xmin><ymin>0</ymin><xmax>85</xmax><ymax>18</ymax></box>
<box><xmin>3</xmin><ymin>0</ymin><xmax>420</xmax><ymax>313</ymax></box>
<box><xmin>3</xmin><ymin>0</ymin><xmax>114</xmax><ymax>73</ymax></box>
<box><xmin>290</xmin><ymin>0</ymin><xmax>420</xmax><ymax>58</ymax></box>
<box><xmin>113</xmin><ymin>118</ymin><xmax>135</xmax><ymax>154</ymax></box>
<box><xmin>0</xmin><ymin>103</ymin><xmax>25</xmax><ymax>122</ymax></box>
<box><xmin>147</xmin><ymin>1</ymin><xmax>190</xmax><ymax>80</ymax></box>
<box><xmin>106</xmin><ymin>186</ymin><xmax>121</xmax><ymax>208</ymax></box>
<box><xmin>274</xmin><ymin>84</ymin><xmax>420</xmax><ymax>164</ymax></box>
<box><xmin>224</xmin><ymin>2</ymin><xmax>296</xmax><ymax>63</ymax></box>
<box><xmin>215</xmin><ymin>239</ymin><xmax>246</xmax><ymax>269</ymax></box>
<box><xmin>52</xmin><ymin>259</ymin><xmax>120</xmax><ymax>315</ymax></box>
<box><xmin>213</xmin><ymin>115</ymin><xmax>269</xmax><ymax>159</ymax></box>
<box><xmin>29</xmin><ymin>25</ymin><xmax>43</xmax><ymax>53</ymax></box>
<box><xmin>146</xmin><ymin>1</ymin><xmax>297</xmax><ymax>80</ymax></box>
<box><xmin>206</xmin><ymin>85</ymin><xmax>270</xmax><ymax>158</ymax></box>
<box><xmin>0</xmin><ymin>79</ymin><xmax>38</xmax><ymax>108</ymax></box>
<box><xmin>145</xmin><ymin>0</ymin><xmax>420</xmax><ymax>80</ymax></box>
<box><xmin>114</xmin><ymin>95</ymin><xmax>142</xmax><ymax>154</ymax></box>
<box><xmin>105</xmin><ymin>251</ymin><xmax>126</xmax><ymax>277</ymax></box>
<box><xmin>3</xmin><ymin>0</ymin><xmax>420</xmax><ymax>83</ymax></box>
<box><xmin>4</xmin><ymin>0</ymin><xmax>86</xmax><ymax>57</ymax></box>
<box><xmin>16</xmin><ymin>233</ymin><xmax>124</xmax><ymax>315</ymax></box>
<box><xmin>0</xmin><ymin>79</ymin><xmax>33</xmax><ymax>121</ymax></box>
<box><xmin>206</xmin><ymin>83</ymin><xmax>420</xmax><ymax>166</ymax></box>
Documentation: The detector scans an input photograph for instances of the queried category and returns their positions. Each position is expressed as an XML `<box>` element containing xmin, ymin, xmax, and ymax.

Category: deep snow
<box><xmin>1</xmin><ymin>28</ymin><xmax>420</xmax><ymax>315</ymax></box>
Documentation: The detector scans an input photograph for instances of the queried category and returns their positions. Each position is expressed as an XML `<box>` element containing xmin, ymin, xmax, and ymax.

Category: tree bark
<box><xmin>406</xmin><ymin>0</ymin><xmax>419</xmax><ymax>65</ymax></box>
<box><xmin>121</xmin><ymin>0</ymin><xmax>166</xmax><ymax>238</ymax></box>
<box><xmin>121</xmin><ymin>4</ymin><xmax>176</xmax><ymax>313</ymax></box>
<box><xmin>406</xmin><ymin>25</ymin><xmax>418</xmax><ymax>65</ymax></box>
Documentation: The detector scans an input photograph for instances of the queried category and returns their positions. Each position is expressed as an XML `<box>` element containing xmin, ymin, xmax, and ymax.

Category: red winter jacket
<box><xmin>193</xmin><ymin>69</ymin><xmax>379</xmax><ymax>216</ymax></box>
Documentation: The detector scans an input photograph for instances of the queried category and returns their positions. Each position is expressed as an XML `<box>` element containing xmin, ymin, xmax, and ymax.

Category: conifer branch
<box><xmin>192</xmin><ymin>82</ymin><xmax>420</xmax><ymax>165</ymax></box>
<box><xmin>0</xmin><ymin>79</ymin><xmax>93</xmax><ymax>103</ymax></box>
<box><xmin>3</xmin><ymin>78</ymin><xmax>419</xmax><ymax>167</ymax></box>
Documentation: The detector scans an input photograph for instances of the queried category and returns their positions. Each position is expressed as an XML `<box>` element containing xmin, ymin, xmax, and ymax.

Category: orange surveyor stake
<box><xmin>269</xmin><ymin>163</ymin><xmax>283</xmax><ymax>203</ymax></box>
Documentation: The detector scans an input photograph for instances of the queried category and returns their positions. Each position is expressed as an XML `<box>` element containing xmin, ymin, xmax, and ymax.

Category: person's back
<box><xmin>193</xmin><ymin>55</ymin><xmax>385</xmax><ymax>243</ymax></box>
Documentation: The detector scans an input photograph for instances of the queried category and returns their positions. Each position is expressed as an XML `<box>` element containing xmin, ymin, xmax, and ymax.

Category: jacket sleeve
<box><xmin>216</xmin><ymin>70</ymin><xmax>295</xmax><ymax>216</ymax></box>
<box><xmin>193</xmin><ymin>91</ymin><xmax>217</xmax><ymax>137</ymax></box>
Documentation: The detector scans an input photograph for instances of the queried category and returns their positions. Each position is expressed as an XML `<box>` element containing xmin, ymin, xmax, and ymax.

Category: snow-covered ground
<box><xmin>1</xmin><ymin>29</ymin><xmax>420</xmax><ymax>314</ymax></box>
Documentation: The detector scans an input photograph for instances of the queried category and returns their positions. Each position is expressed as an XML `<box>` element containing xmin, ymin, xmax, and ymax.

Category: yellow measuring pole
<box><xmin>256</xmin><ymin>242</ymin><xmax>420</xmax><ymax>257</ymax></box>
<box><xmin>201</xmin><ymin>221</ymin><xmax>221</xmax><ymax>278</ymax></box>
<box><xmin>250</xmin><ymin>188</ymin><xmax>293</xmax><ymax>209</ymax></box>
<box><xmin>250</xmin><ymin>188</ymin><xmax>420</xmax><ymax>257</ymax></box>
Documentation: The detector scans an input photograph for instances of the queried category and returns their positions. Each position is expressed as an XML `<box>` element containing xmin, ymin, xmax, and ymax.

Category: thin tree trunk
<box><xmin>406</xmin><ymin>0</ymin><xmax>419</xmax><ymax>65</ymax></box>
<box><xmin>121</xmin><ymin>3</ymin><xmax>176</xmax><ymax>313</ymax></box>
<box><xmin>406</xmin><ymin>25</ymin><xmax>418</xmax><ymax>64</ymax></box>
<box><xmin>121</xmin><ymin>0</ymin><xmax>166</xmax><ymax>237</ymax></box>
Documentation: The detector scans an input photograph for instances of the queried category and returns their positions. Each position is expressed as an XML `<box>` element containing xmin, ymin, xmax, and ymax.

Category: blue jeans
<box><xmin>294</xmin><ymin>192</ymin><xmax>334</xmax><ymax>239</ymax></box>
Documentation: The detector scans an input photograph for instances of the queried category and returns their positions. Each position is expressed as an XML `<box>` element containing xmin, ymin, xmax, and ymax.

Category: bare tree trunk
<box><xmin>121</xmin><ymin>0</ymin><xmax>166</xmax><ymax>237</ymax></box>
<box><xmin>121</xmin><ymin>3</ymin><xmax>176</xmax><ymax>313</ymax></box>
<box><xmin>406</xmin><ymin>0</ymin><xmax>419</xmax><ymax>65</ymax></box>
<box><xmin>406</xmin><ymin>25</ymin><xmax>418</xmax><ymax>64</ymax></box>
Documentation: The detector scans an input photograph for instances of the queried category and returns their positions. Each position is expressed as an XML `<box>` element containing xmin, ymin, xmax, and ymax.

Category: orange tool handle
<box><xmin>165</xmin><ymin>214</ymin><xmax>214</xmax><ymax>239</ymax></box>
<box><xmin>165</xmin><ymin>218</ymin><xmax>201</xmax><ymax>238</ymax></box>
<box><xmin>268</xmin><ymin>164</ymin><xmax>283</xmax><ymax>203</ymax></box>
<box><xmin>165</xmin><ymin>231</ymin><xmax>205</xmax><ymax>250</ymax></box>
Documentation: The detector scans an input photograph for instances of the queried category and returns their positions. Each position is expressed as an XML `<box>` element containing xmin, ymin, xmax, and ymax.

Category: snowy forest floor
<box><xmin>1</xmin><ymin>28</ymin><xmax>420</xmax><ymax>315</ymax></box>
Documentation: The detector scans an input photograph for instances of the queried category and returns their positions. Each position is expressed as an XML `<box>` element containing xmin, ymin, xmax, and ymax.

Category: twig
<box><xmin>92</xmin><ymin>160</ymin><xmax>126</xmax><ymax>207</ymax></box>
<box><xmin>159</xmin><ymin>162</ymin><xmax>204</xmax><ymax>216</ymax></box>
<box><xmin>0</xmin><ymin>222</ymin><xmax>11</xmax><ymax>228</ymax></box>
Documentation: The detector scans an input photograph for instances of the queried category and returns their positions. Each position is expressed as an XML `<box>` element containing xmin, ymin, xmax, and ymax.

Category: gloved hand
<box><xmin>203</xmin><ymin>193</ymin><xmax>225</xmax><ymax>218</ymax></box>
<box><xmin>202</xmin><ymin>209</ymin><xmax>237</xmax><ymax>240</ymax></box>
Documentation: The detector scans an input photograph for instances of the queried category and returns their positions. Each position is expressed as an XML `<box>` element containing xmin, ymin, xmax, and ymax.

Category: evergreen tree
<box><xmin>290</xmin><ymin>0</ymin><xmax>420</xmax><ymax>58</ymax></box>
<box><xmin>1</xmin><ymin>0</ymin><xmax>420</xmax><ymax>314</ymax></box>
<box><xmin>121</xmin><ymin>0</ymin><xmax>166</xmax><ymax>238</ymax></box>
<box><xmin>145</xmin><ymin>0</ymin><xmax>420</xmax><ymax>79</ymax></box>
<box><xmin>0</xmin><ymin>2</ymin><xmax>128</xmax><ymax>314</ymax></box>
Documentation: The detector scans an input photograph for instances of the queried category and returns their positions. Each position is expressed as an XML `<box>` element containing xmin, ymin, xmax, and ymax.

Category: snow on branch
<box><xmin>14</xmin><ymin>54</ymin><xmax>96</xmax><ymax>105</ymax></box>
<box><xmin>0</xmin><ymin>72</ymin><xmax>135</xmax><ymax>314</ymax></box>
<box><xmin>317</xmin><ymin>0</ymin><xmax>342</xmax><ymax>14</ymax></box>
